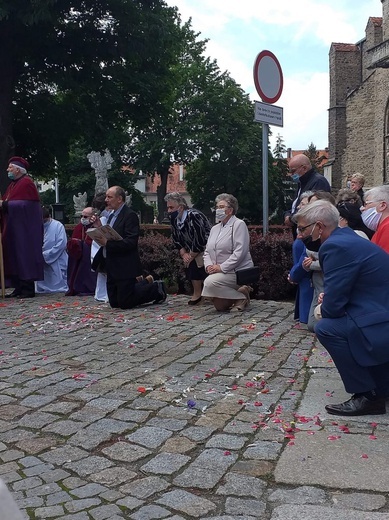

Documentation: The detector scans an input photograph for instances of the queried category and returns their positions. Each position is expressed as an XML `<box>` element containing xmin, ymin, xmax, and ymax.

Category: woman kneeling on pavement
<box><xmin>202</xmin><ymin>193</ymin><xmax>254</xmax><ymax>312</ymax></box>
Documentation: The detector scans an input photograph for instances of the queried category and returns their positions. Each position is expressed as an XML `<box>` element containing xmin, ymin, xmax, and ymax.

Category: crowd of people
<box><xmin>2</xmin><ymin>153</ymin><xmax>389</xmax><ymax>417</ymax></box>
<box><xmin>287</xmin><ymin>155</ymin><xmax>389</xmax><ymax>417</ymax></box>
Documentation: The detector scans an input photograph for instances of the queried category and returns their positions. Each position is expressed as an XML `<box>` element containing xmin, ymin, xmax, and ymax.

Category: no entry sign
<box><xmin>253</xmin><ymin>50</ymin><xmax>283</xmax><ymax>104</ymax></box>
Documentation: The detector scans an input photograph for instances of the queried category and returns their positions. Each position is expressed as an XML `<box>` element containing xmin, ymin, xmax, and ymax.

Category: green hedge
<box><xmin>138</xmin><ymin>229</ymin><xmax>295</xmax><ymax>301</ymax></box>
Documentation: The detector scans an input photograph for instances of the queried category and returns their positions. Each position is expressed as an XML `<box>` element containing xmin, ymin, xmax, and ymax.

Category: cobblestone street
<box><xmin>1</xmin><ymin>293</ymin><xmax>389</xmax><ymax>520</ymax></box>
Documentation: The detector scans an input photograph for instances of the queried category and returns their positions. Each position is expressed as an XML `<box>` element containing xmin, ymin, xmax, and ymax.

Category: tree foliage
<box><xmin>124</xmin><ymin>22</ymin><xmax>227</xmax><ymax>220</ymax></box>
<box><xmin>303</xmin><ymin>142</ymin><xmax>328</xmax><ymax>173</ymax></box>
<box><xmin>0</xmin><ymin>0</ymin><xmax>182</xmax><ymax>192</ymax></box>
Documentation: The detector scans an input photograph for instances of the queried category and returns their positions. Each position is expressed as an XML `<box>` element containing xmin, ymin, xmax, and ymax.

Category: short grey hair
<box><xmin>164</xmin><ymin>192</ymin><xmax>188</xmax><ymax>209</ymax></box>
<box><xmin>300</xmin><ymin>190</ymin><xmax>314</xmax><ymax>200</ymax></box>
<box><xmin>364</xmin><ymin>185</ymin><xmax>389</xmax><ymax>204</ymax></box>
<box><xmin>215</xmin><ymin>193</ymin><xmax>238</xmax><ymax>214</ymax></box>
<box><xmin>351</xmin><ymin>172</ymin><xmax>365</xmax><ymax>187</ymax></box>
<box><xmin>335</xmin><ymin>187</ymin><xmax>362</xmax><ymax>206</ymax></box>
<box><xmin>294</xmin><ymin>200</ymin><xmax>340</xmax><ymax>229</ymax></box>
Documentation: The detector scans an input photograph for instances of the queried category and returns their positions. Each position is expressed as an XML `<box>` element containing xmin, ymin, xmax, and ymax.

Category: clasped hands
<box><xmin>206</xmin><ymin>264</ymin><xmax>222</xmax><ymax>274</ymax></box>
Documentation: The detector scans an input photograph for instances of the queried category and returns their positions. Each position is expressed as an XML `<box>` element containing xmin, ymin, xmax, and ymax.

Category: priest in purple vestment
<box><xmin>0</xmin><ymin>157</ymin><xmax>44</xmax><ymax>298</ymax></box>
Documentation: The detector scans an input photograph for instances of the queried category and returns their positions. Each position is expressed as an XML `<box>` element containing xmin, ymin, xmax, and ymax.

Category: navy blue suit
<box><xmin>315</xmin><ymin>226</ymin><xmax>389</xmax><ymax>395</ymax></box>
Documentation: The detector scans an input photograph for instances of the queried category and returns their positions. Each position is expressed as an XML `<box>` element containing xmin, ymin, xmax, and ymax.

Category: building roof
<box><xmin>368</xmin><ymin>16</ymin><xmax>382</xmax><ymax>27</ymax></box>
<box><xmin>331</xmin><ymin>43</ymin><xmax>359</xmax><ymax>52</ymax></box>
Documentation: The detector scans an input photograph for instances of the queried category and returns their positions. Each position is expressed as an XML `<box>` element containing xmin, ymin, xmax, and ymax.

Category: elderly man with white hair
<box><xmin>294</xmin><ymin>200</ymin><xmax>389</xmax><ymax>416</ymax></box>
<box><xmin>0</xmin><ymin>157</ymin><xmax>44</xmax><ymax>298</ymax></box>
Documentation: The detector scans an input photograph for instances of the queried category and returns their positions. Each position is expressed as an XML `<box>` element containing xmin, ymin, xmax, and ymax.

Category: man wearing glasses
<box><xmin>284</xmin><ymin>154</ymin><xmax>331</xmax><ymax>235</ymax></box>
<box><xmin>295</xmin><ymin>199</ymin><xmax>389</xmax><ymax>416</ymax></box>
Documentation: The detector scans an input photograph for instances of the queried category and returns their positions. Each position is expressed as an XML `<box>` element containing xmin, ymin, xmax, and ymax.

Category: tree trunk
<box><xmin>0</xmin><ymin>22</ymin><xmax>18</xmax><ymax>195</ymax></box>
<box><xmin>156</xmin><ymin>167</ymin><xmax>170</xmax><ymax>222</ymax></box>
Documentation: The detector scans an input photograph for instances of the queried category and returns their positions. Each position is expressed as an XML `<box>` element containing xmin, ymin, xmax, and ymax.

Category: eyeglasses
<box><xmin>362</xmin><ymin>200</ymin><xmax>381</xmax><ymax>208</ymax></box>
<box><xmin>215</xmin><ymin>205</ymin><xmax>230</xmax><ymax>210</ymax></box>
<box><xmin>296</xmin><ymin>222</ymin><xmax>317</xmax><ymax>234</ymax></box>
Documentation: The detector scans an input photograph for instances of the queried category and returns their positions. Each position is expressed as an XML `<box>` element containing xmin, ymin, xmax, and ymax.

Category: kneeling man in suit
<box><xmin>294</xmin><ymin>200</ymin><xmax>389</xmax><ymax>416</ymax></box>
<box><xmin>92</xmin><ymin>186</ymin><xmax>166</xmax><ymax>309</ymax></box>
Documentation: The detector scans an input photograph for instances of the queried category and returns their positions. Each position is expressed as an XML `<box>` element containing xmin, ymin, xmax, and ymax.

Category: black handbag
<box><xmin>236</xmin><ymin>266</ymin><xmax>259</xmax><ymax>285</ymax></box>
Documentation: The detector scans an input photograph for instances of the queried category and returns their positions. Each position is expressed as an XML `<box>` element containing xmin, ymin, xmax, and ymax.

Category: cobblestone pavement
<box><xmin>1</xmin><ymin>293</ymin><xmax>389</xmax><ymax>520</ymax></box>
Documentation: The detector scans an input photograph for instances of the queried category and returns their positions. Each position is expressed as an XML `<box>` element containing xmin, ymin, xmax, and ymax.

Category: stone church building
<box><xmin>327</xmin><ymin>0</ymin><xmax>389</xmax><ymax>190</ymax></box>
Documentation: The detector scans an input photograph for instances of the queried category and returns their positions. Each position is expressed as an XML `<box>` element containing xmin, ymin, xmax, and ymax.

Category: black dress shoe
<box><xmin>153</xmin><ymin>280</ymin><xmax>167</xmax><ymax>304</ymax></box>
<box><xmin>188</xmin><ymin>296</ymin><xmax>202</xmax><ymax>306</ymax></box>
<box><xmin>5</xmin><ymin>290</ymin><xmax>20</xmax><ymax>298</ymax></box>
<box><xmin>325</xmin><ymin>394</ymin><xmax>386</xmax><ymax>416</ymax></box>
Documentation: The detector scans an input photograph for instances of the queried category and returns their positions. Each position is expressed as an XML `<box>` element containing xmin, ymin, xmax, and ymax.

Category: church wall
<box><xmin>328</xmin><ymin>45</ymin><xmax>361</xmax><ymax>189</ymax></box>
<box><xmin>382</xmin><ymin>0</ymin><xmax>389</xmax><ymax>40</ymax></box>
<box><xmin>341</xmin><ymin>75</ymin><xmax>376</xmax><ymax>186</ymax></box>
<box><xmin>341</xmin><ymin>68</ymin><xmax>389</xmax><ymax>188</ymax></box>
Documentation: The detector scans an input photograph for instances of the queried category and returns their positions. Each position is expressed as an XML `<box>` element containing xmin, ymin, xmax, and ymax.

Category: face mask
<box><xmin>346</xmin><ymin>181</ymin><xmax>351</xmax><ymax>189</ymax></box>
<box><xmin>169</xmin><ymin>210</ymin><xmax>179</xmax><ymax>221</ymax></box>
<box><xmin>361</xmin><ymin>206</ymin><xmax>381</xmax><ymax>231</ymax></box>
<box><xmin>80</xmin><ymin>217</ymin><xmax>90</xmax><ymax>226</ymax></box>
<box><xmin>304</xmin><ymin>237</ymin><xmax>321</xmax><ymax>252</ymax></box>
<box><xmin>291</xmin><ymin>173</ymin><xmax>300</xmax><ymax>182</ymax></box>
<box><xmin>7</xmin><ymin>171</ymin><xmax>15</xmax><ymax>180</ymax></box>
<box><xmin>301</xmin><ymin>224</ymin><xmax>318</xmax><ymax>247</ymax></box>
<box><xmin>215</xmin><ymin>209</ymin><xmax>226</xmax><ymax>222</ymax></box>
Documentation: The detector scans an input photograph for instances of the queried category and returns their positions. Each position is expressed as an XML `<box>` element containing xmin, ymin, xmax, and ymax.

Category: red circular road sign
<box><xmin>253</xmin><ymin>50</ymin><xmax>283</xmax><ymax>104</ymax></box>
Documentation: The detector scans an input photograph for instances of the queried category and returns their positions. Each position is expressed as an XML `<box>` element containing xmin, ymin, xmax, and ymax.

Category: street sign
<box><xmin>253</xmin><ymin>50</ymin><xmax>284</xmax><ymax>235</ymax></box>
<box><xmin>253</xmin><ymin>50</ymin><xmax>283</xmax><ymax>104</ymax></box>
<box><xmin>254</xmin><ymin>101</ymin><xmax>283</xmax><ymax>127</ymax></box>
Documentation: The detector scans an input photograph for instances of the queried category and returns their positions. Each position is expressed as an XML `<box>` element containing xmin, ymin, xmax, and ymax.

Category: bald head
<box><xmin>288</xmin><ymin>154</ymin><xmax>312</xmax><ymax>178</ymax></box>
<box><xmin>81</xmin><ymin>207</ymin><xmax>94</xmax><ymax>218</ymax></box>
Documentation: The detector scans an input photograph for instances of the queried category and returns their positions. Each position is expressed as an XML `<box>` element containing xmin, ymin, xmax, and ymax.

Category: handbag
<box><xmin>230</xmin><ymin>223</ymin><xmax>259</xmax><ymax>285</ymax></box>
<box><xmin>236</xmin><ymin>266</ymin><xmax>260</xmax><ymax>285</ymax></box>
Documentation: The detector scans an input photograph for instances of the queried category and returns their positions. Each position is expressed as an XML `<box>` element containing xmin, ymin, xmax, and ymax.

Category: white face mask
<box><xmin>80</xmin><ymin>217</ymin><xmax>91</xmax><ymax>226</ymax></box>
<box><xmin>361</xmin><ymin>206</ymin><xmax>381</xmax><ymax>231</ymax></box>
<box><xmin>215</xmin><ymin>209</ymin><xmax>227</xmax><ymax>222</ymax></box>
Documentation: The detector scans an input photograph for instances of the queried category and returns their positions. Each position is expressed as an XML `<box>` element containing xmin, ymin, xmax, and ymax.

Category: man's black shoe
<box><xmin>153</xmin><ymin>280</ymin><xmax>167</xmax><ymax>304</ymax></box>
<box><xmin>5</xmin><ymin>290</ymin><xmax>20</xmax><ymax>298</ymax></box>
<box><xmin>325</xmin><ymin>394</ymin><xmax>386</xmax><ymax>416</ymax></box>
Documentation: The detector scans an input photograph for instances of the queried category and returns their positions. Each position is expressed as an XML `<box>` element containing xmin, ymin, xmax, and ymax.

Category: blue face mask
<box><xmin>8</xmin><ymin>171</ymin><xmax>16</xmax><ymax>180</ymax></box>
<box><xmin>291</xmin><ymin>173</ymin><xmax>300</xmax><ymax>182</ymax></box>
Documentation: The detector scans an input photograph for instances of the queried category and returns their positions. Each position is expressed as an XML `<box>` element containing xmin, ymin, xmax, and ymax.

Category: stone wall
<box><xmin>328</xmin><ymin>2</ymin><xmax>389</xmax><ymax>190</ymax></box>
<box><xmin>328</xmin><ymin>44</ymin><xmax>361</xmax><ymax>189</ymax></box>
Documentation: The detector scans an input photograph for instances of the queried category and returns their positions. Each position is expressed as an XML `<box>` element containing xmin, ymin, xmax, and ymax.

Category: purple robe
<box><xmin>1</xmin><ymin>176</ymin><xmax>44</xmax><ymax>282</ymax></box>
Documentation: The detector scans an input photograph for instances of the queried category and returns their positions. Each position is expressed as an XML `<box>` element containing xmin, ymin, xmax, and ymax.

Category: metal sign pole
<box><xmin>253</xmin><ymin>50</ymin><xmax>283</xmax><ymax>235</ymax></box>
<box><xmin>262</xmin><ymin>123</ymin><xmax>269</xmax><ymax>235</ymax></box>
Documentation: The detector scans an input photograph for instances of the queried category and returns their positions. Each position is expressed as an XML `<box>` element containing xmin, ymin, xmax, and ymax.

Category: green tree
<box><xmin>303</xmin><ymin>142</ymin><xmax>327</xmax><ymax>173</ymax></box>
<box><xmin>124</xmin><ymin>21</ymin><xmax>237</xmax><ymax>220</ymax></box>
<box><xmin>0</xmin><ymin>0</ymin><xmax>182</xmax><ymax>193</ymax></box>
<box><xmin>272</xmin><ymin>134</ymin><xmax>293</xmax><ymax>220</ymax></box>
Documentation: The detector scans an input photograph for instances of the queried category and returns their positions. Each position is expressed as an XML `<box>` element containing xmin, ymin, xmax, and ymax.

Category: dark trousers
<box><xmin>315</xmin><ymin>316</ymin><xmax>389</xmax><ymax>396</ymax></box>
<box><xmin>107</xmin><ymin>277</ymin><xmax>159</xmax><ymax>309</ymax></box>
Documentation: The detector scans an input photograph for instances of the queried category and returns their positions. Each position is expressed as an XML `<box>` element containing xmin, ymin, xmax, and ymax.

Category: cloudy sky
<box><xmin>165</xmin><ymin>0</ymin><xmax>382</xmax><ymax>153</ymax></box>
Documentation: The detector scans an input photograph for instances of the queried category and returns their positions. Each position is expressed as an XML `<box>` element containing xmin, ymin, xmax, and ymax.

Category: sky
<box><xmin>164</xmin><ymin>0</ymin><xmax>382</xmax><ymax>153</ymax></box>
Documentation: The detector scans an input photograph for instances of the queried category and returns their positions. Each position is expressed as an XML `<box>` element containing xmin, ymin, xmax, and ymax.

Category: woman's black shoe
<box><xmin>188</xmin><ymin>296</ymin><xmax>202</xmax><ymax>306</ymax></box>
